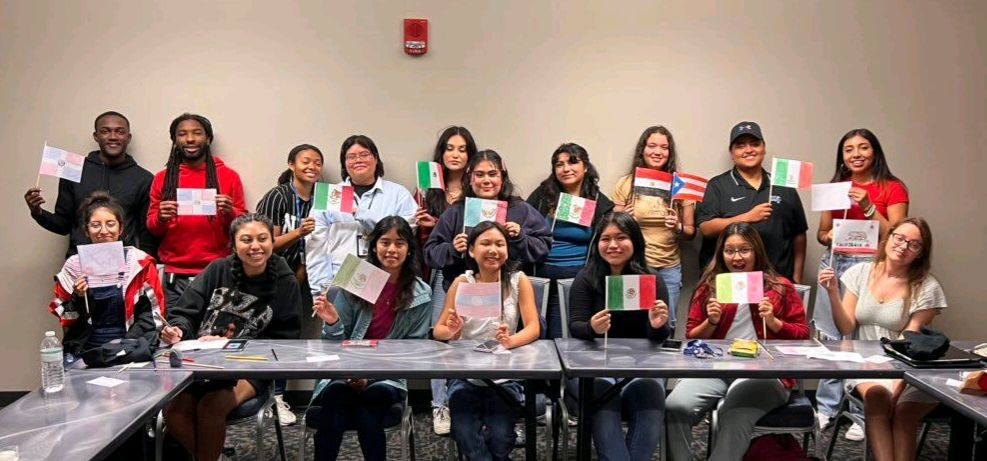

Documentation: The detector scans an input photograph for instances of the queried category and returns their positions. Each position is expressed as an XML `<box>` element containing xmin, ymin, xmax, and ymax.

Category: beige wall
<box><xmin>1</xmin><ymin>0</ymin><xmax>984</xmax><ymax>391</ymax></box>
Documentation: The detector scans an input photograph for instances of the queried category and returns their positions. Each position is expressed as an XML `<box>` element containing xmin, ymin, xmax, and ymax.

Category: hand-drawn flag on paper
<box><xmin>810</xmin><ymin>182</ymin><xmax>853</xmax><ymax>211</ymax></box>
<box><xmin>77</xmin><ymin>241</ymin><xmax>126</xmax><ymax>278</ymax></box>
<box><xmin>770</xmin><ymin>158</ymin><xmax>813</xmax><ymax>189</ymax></box>
<box><xmin>632</xmin><ymin>168</ymin><xmax>672</xmax><ymax>197</ymax></box>
<box><xmin>832</xmin><ymin>219</ymin><xmax>879</xmax><ymax>255</ymax></box>
<box><xmin>177</xmin><ymin>188</ymin><xmax>217</xmax><ymax>215</ymax></box>
<box><xmin>313</xmin><ymin>182</ymin><xmax>355</xmax><ymax>213</ymax></box>
<box><xmin>606</xmin><ymin>275</ymin><xmax>656</xmax><ymax>310</ymax></box>
<box><xmin>671</xmin><ymin>173</ymin><xmax>708</xmax><ymax>202</ymax></box>
<box><xmin>417</xmin><ymin>161</ymin><xmax>445</xmax><ymax>190</ymax></box>
<box><xmin>715</xmin><ymin>271</ymin><xmax>764</xmax><ymax>304</ymax></box>
<box><xmin>39</xmin><ymin>144</ymin><xmax>85</xmax><ymax>183</ymax></box>
<box><xmin>331</xmin><ymin>254</ymin><xmax>389</xmax><ymax>303</ymax></box>
<box><xmin>464</xmin><ymin>197</ymin><xmax>508</xmax><ymax>229</ymax></box>
<box><xmin>555</xmin><ymin>193</ymin><xmax>596</xmax><ymax>227</ymax></box>
<box><xmin>454</xmin><ymin>281</ymin><xmax>502</xmax><ymax>318</ymax></box>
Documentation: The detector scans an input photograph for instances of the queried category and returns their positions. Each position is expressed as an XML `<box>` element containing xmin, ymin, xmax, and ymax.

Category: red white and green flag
<box><xmin>605</xmin><ymin>275</ymin><xmax>657</xmax><ymax>310</ymax></box>
<box><xmin>463</xmin><ymin>197</ymin><xmax>508</xmax><ymax>230</ymax></box>
<box><xmin>331</xmin><ymin>254</ymin><xmax>389</xmax><ymax>303</ymax></box>
<box><xmin>770</xmin><ymin>158</ymin><xmax>813</xmax><ymax>189</ymax></box>
<box><xmin>416</xmin><ymin>161</ymin><xmax>445</xmax><ymax>190</ymax></box>
<box><xmin>313</xmin><ymin>182</ymin><xmax>355</xmax><ymax>213</ymax></box>
<box><xmin>555</xmin><ymin>193</ymin><xmax>596</xmax><ymax>227</ymax></box>
<box><xmin>632</xmin><ymin>168</ymin><xmax>672</xmax><ymax>197</ymax></box>
<box><xmin>715</xmin><ymin>271</ymin><xmax>764</xmax><ymax>304</ymax></box>
<box><xmin>39</xmin><ymin>143</ymin><xmax>85</xmax><ymax>183</ymax></box>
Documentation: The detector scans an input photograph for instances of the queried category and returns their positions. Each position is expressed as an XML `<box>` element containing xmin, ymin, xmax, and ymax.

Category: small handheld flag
<box><xmin>770</xmin><ymin>158</ymin><xmax>813</xmax><ymax>189</ymax></box>
<box><xmin>176</xmin><ymin>188</ymin><xmax>217</xmax><ymax>216</ymax></box>
<box><xmin>715</xmin><ymin>271</ymin><xmax>764</xmax><ymax>304</ymax></box>
<box><xmin>464</xmin><ymin>197</ymin><xmax>508</xmax><ymax>230</ymax></box>
<box><xmin>331</xmin><ymin>254</ymin><xmax>389</xmax><ymax>304</ymax></box>
<box><xmin>555</xmin><ymin>193</ymin><xmax>596</xmax><ymax>227</ymax></box>
<box><xmin>632</xmin><ymin>168</ymin><xmax>672</xmax><ymax>197</ymax></box>
<box><xmin>39</xmin><ymin>144</ymin><xmax>85</xmax><ymax>183</ymax></box>
<box><xmin>313</xmin><ymin>183</ymin><xmax>356</xmax><ymax>213</ymax></box>
<box><xmin>417</xmin><ymin>161</ymin><xmax>445</xmax><ymax>190</ymax></box>
<box><xmin>810</xmin><ymin>182</ymin><xmax>853</xmax><ymax>211</ymax></box>
<box><xmin>605</xmin><ymin>275</ymin><xmax>657</xmax><ymax>310</ymax></box>
<box><xmin>454</xmin><ymin>282</ymin><xmax>502</xmax><ymax>318</ymax></box>
<box><xmin>671</xmin><ymin>173</ymin><xmax>708</xmax><ymax>202</ymax></box>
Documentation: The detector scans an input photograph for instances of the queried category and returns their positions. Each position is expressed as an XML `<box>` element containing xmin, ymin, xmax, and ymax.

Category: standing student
<box><xmin>526</xmin><ymin>143</ymin><xmax>614</xmax><ymax>338</ymax></box>
<box><xmin>696</xmin><ymin>121</ymin><xmax>808</xmax><ymax>283</ymax></box>
<box><xmin>819</xmin><ymin>218</ymin><xmax>945</xmax><ymax>461</ymax></box>
<box><xmin>415</xmin><ymin>126</ymin><xmax>478</xmax><ymax>435</ymax></box>
<box><xmin>306</xmin><ymin>135</ymin><xmax>417</xmax><ymax>297</ymax></box>
<box><xmin>813</xmin><ymin>129</ymin><xmax>909</xmax><ymax>433</ymax></box>
<box><xmin>256</xmin><ymin>143</ymin><xmax>325</xmax><ymax>426</ymax></box>
<box><xmin>147</xmin><ymin>113</ymin><xmax>247</xmax><ymax>309</ymax></box>
<box><xmin>613</xmin><ymin>126</ymin><xmax>696</xmax><ymax>323</ymax></box>
<box><xmin>48</xmin><ymin>192</ymin><xmax>164</xmax><ymax>367</ymax></box>
<box><xmin>665</xmin><ymin>223</ymin><xmax>809</xmax><ymax>461</ymax></box>
<box><xmin>310</xmin><ymin>217</ymin><xmax>432</xmax><ymax>461</ymax></box>
<box><xmin>568</xmin><ymin>212</ymin><xmax>670</xmax><ymax>460</ymax></box>
<box><xmin>424</xmin><ymin>149</ymin><xmax>552</xmax><ymax>292</ymax></box>
<box><xmin>432</xmin><ymin>221</ymin><xmax>541</xmax><ymax>461</ymax></box>
<box><xmin>25</xmin><ymin>111</ymin><xmax>157</xmax><ymax>257</ymax></box>
<box><xmin>160</xmin><ymin>214</ymin><xmax>301</xmax><ymax>461</ymax></box>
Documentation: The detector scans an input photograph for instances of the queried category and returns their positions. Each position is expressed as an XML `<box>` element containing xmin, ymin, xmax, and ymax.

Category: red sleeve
<box><xmin>145</xmin><ymin>172</ymin><xmax>168</xmax><ymax>237</ymax></box>
<box><xmin>144</xmin><ymin>259</ymin><xmax>166</xmax><ymax>315</ymax></box>
<box><xmin>220</xmin><ymin>170</ymin><xmax>247</xmax><ymax>230</ymax></box>
<box><xmin>49</xmin><ymin>282</ymin><xmax>74</xmax><ymax>327</ymax></box>
<box><xmin>774</xmin><ymin>279</ymin><xmax>809</xmax><ymax>339</ymax></box>
<box><xmin>686</xmin><ymin>284</ymin><xmax>712</xmax><ymax>337</ymax></box>
<box><xmin>885</xmin><ymin>180</ymin><xmax>909</xmax><ymax>206</ymax></box>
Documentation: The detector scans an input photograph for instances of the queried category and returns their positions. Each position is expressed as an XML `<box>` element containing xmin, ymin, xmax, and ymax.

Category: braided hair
<box><xmin>162</xmin><ymin>113</ymin><xmax>219</xmax><ymax>201</ymax></box>
<box><xmin>226</xmin><ymin>213</ymin><xmax>279</xmax><ymax>293</ymax></box>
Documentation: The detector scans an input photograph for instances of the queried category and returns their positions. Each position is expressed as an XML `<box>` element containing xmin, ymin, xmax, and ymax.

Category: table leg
<box><xmin>576</xmin><ymin>377</ymin><xmax>593</xmax><ymax>461</ymax></box>
<box><xmin>949</xmin><ymin>413</ymin><xmax>974</xmax><ymax>460</ymax></box>
<box><xmin>525</xmin><ymin>381</ymin><xmax>537</xmax><ymax>461</ymax></box>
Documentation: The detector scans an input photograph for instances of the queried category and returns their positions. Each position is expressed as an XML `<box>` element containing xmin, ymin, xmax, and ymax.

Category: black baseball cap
<box><xmin>729</xmin><ymin>121</ymin><xmax>763</xmax><ymax>146</ymax></box>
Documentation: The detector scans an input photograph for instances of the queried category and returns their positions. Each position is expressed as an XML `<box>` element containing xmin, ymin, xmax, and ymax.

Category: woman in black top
<box><xmin>568</xmin><ymin>211</ymin><xmax>670</xmax><ymax>461</ymax></box>
<box><xmin>160</xmin><ymin>214</ymin><xmax>302</xmax><ymax>461</ymax></box>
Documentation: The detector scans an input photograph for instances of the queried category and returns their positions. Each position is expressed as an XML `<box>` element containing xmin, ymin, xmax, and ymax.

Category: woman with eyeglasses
<box><xmin>665</xmin><ymin>222</ymin><xmax>808</xmax><ymax>461</ymax></box>
<box><xmin>818</xmin><ymin>217</ymin><xmax>945</xmax><ymax>461</ymax></box>
<box><xmin>813</xmin><ymin>129</ymin><xmax>910</xmax><ymax>431</ymax></box>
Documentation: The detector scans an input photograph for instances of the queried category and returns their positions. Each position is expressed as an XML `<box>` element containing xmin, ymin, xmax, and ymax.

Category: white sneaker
<box><xmin>274</xmin><ymin>395</ymin><xmax>296</xmax><ymax>426</ymax></box>
<box><xmin>845</xmin><ymin>422</ymin><xmax>864</xmax><ymax>441</ymax></box>
<box><xmin>433</xmin><ymin>406</ymin><xmax>451</xmax><ymax>435</ymax></box>
<box><xmin>816</xmin><ymin>413</ymin><xmax>831</xmax><ymax>429</ymax></box>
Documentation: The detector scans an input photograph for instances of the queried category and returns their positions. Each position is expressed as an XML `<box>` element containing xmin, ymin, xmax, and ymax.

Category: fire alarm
<box><xmin>404</xmin><ymin>19</ymin><xmax>428</xmax><ymax>56</ymax></box>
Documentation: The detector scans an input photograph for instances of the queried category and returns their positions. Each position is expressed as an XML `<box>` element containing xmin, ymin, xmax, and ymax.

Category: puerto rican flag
<box><xmin>632</xmin><ymin>168</ymin><xmax>672</xmax><ymax>197</ymax></box>
<box><xmin>671</xmin><ymin>173</ymin><xmax>708</xmax><ymax>202</ymax></box>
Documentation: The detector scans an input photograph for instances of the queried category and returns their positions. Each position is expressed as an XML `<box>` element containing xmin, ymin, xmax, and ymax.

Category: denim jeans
<box><xmin>653</xmin><ymin>265</ymin><xmax>682</xmax><ymax>332</ymax></box>
<box><xmin>578</xmin><ymin>377</ymin><xmax>666</xmax><ymax>461</ymax></box>
<box><xmin>448</xmin><ymin>379</ymin><xmax>523</xmax><ymax>461</ymax></box>
<box><xmin>313</xmin><ymin>381</ymin><xmax>405</xmax><ymax>461</ymax></box>
<box><xmin>431</xmin><ymin>271</ymin><xmax>448</xmax><ymax>408</ymax></box>
<box><xmin>535</xmin><ymin>263</ymin><xmax>583</xmax><ymax>339</ymax></box>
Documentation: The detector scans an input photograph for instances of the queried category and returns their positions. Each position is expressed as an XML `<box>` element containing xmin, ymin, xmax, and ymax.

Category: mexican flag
<box><xmin>313</xmin><ymin>182</ymin><xmax>355</xmax><ymax>213</ymax></box>
<box><xmin>715</xmin><ymin>271</ymin><xmax>764</xmax><ymax>304</ymax></box>
<box><xmin>605</xmin><ymin>275</ymin><xmax>657</xmax><ymax>310</ymax></box>
<box><xmin>555</xmin><ymin>193</ymin><xmax>596</xmax><ymax>227</ymax></box>
<box><xmin>417</xmin><ymin>161</ymin><xmax>445</xmax><ymax>190</ymax></box>
<box><xmin>632</xmin><ymin>168</ymin><xmax>672</xmax><ymax>197</ymax></box>
<box><xmin>770</xmin><ymin>158</ymin><xmax>813</xmax><ymax>189</ymax></box>
<box><xmin>331</xmin><ymin>254</ymin><xmax>389</xmax><ymax>303</ymax></box>
<box><xmin>464</xmin><ymin>197</ymin><xmax>507</xmax><ymax>229</ymax></box>
<box><xmin>39</xmin><ymin>143</ymin><xmax>85</xmax><ymax>183</ymax></box>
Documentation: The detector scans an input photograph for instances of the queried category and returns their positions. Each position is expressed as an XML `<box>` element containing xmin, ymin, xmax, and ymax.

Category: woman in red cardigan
<box><xmin>665</xmin><ymin>222</ymin><xmax>808</xmax><ymax>461</ymax></box>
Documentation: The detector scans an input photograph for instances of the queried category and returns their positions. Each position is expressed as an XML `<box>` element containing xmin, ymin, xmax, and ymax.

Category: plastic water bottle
<box><xmin>40</xmin><ymin>331</ymin><xmax>64</xmax><ymax>394</ymax></box>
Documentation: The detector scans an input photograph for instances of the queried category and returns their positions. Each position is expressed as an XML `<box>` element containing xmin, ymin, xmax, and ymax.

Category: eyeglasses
<box><xmin>345</xmin><ymin>151</ymin><xmax>374</xmax><ymax>162</ymax></box>
<box><xmin>87</xmin><ymin>221</ymin><xmax>119</xmax><ymax>232</ymax></box>
<box><xmin>723</xmin><ymin>247</ymin><xmax>753</xmax><ymax>257</ymax></box>
<box><xmin>890</xmin><ymin>232</ymin><xmax>923</xmax><ymax>253</ymax></box>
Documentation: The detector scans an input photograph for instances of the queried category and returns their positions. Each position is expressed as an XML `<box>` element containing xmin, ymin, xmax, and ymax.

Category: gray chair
<box><xmin>556</xmin><ymin>278</ymin><xmax>575</xmax><ymax>339</ymax></box>
<box><xmin>528</xmin><ymin>276</ymin><xmax>551</xmax><ymax>322</ymax></box>
<box><xmin>297</xmin><ymin>392</ymin><xmax>415</xmax><ymax>461</ymax></box>
<box><xmin>709</xmin><ymin>381</ymin><xmax>819</xmax><ymax>459</ymax></box>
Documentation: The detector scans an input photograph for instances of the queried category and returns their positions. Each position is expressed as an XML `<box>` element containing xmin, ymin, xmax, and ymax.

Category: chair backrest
<box><xmin>527</xmin><ymin>276</ymin><xmax>551</xmax><ymax>339</ymax></box>
<box><xmin>793</xmin><ymin>284</ymin><xmax>812</xmax><ymax>312</ymax></box>
<box><xmin>557</xmin><ymin>278</ymin><xmax>575</xmax><ymax>339</ymax></box>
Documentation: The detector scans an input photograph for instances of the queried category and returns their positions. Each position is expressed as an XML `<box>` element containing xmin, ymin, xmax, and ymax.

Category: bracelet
<box><xmin>863</xmin><ymin>204</ymin><xmax>876</xmax><ymax>218</ymax></box>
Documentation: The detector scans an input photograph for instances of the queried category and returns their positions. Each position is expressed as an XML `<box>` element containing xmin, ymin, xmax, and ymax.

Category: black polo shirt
<box><xmin>696</xmin><ymin>167</ymin><xmax>808</xmax><ymax>279</ymax></box>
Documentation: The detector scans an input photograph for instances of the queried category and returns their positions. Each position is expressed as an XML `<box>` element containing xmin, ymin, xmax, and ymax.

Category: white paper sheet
<box><xmin>171</xmin><ymin>338</ymin><xmax>229</xmax><ymax>351</ymax></box>
<box><xmin>87</xmin><ymin>376</ymin><xmax>126</xmax><ymax>388</ymax></box>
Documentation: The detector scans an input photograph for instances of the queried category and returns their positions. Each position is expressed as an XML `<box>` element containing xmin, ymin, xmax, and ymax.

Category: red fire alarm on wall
<box><xmin>404</xmin><ymin>19</ymin><xmax>428</xmax><ymax>56</ymax></box>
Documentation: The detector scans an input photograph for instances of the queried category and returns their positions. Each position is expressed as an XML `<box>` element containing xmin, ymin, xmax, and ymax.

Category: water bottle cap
<box><xmin>45</xmin><ymin>331</ymin><xmax>56</xmax><ymax>337</ymax></box>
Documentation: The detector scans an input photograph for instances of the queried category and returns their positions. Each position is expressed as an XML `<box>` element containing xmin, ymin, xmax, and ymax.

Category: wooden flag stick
<box><xmin>36</xmin><ymin>139</ymin><xmax>47</xmax><ymax>188</ymax></box>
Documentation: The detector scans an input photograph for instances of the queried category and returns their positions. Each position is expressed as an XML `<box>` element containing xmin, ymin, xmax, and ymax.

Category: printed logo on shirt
<box><xmin>730</xmin><ymin>196</ymin><xmax>746</xmax><ymax>202</ymax></box>
<box><xmin>770</xmin><ymin>195</ymin><xmax>782</xmax><ymax>204</ymax></box>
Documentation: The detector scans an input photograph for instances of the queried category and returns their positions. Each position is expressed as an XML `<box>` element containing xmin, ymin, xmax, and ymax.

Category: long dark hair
<box><xmin>338</xmin><ymin>135</ymin><xmax>384</xmax><ymax>181</ymax></box>
<box><xmin>535</xmin><ymin>143</ymin><xmax>601</xmax><ymax>216</ymax></box>
<box><xmin>357</xmin><ymin>216</ymin><xmax>420</xmax><ymax>313</ymax></box>
<box><xmin>425</xmin><ymin>126</ymin><xmax>477</xmax><ymax>217</ymax></box>
<box><xmin>162</xmin><ymin>113</ymin><xmax>218</xmax><ymax>201</ymax></box>
<box><xmin>226</xmin><ymin>213</ymin><xmax>279</xmax><ymax>291</ymax></box>
<box><xmin>584</xmin><ymin>212</ymin><xmax>652</xmax><ymax>291</ymax></box>
<box><xmin>463</xmin><ymin>149</ymin><xmax>521</xmax><ymax>204</ymax></box>
<box><xmin>465</xmin><ymin>221</ymin><xmax>520</xmax><ymax>301</ymax></box>
<box><xmin>874</xmin><ymin>217</ymin><xmax>934</xmax><ymax>307</ymax></box>
<box><xmin>627</xmin><ymin>125</ymin><xmax>680</xmax><ymax>178</ymax></box>
<box><xmin>699</xmin><ymin>222</ymin><xmax>782</xmax><ymax>292</ymax></box>
<box><xmin>78</xmin><ymin>191</ymin><xmax>125</xmax><ymax>240</ymax></box>
<box><xmin>277</xmin><ymin>144</ymin><xmax>325</xmax><ymax>185</ymax></box>
<box><xmin>829</xmin><ymin>128</ymin><xmax>902</xmax><ymax>187</ymax></box>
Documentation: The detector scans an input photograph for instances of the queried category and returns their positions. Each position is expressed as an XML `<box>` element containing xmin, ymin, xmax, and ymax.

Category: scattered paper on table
<box><xmin>946</xmin><ymin>379</ymin><xmax>964</xmax><ymax>388</ymax></box>
<box><xmin>807</xmin><ymin>350</ymin><xmax>865</xmax><ymax>363</ymax></box>
<box><xmin>88</xmin><ymin>376</ymin><xmax>126</xmax><ymax>388</ymax></box>
<box><xmin>864</xmin><ymin>355</ymin><xmax>895</xmax><ymax>364</ymax></box>
<box><xmin>307</xmin><ymin>355</ymin><xmax>340</xmax><ymax>363</ymax></box>
<box><xmin>493</xmin><ymin>346</ymin><xmax>512</xmax><ymax>355</ymax></box>
<box><xmin>775</xmin><ymin>346</ymin><xmax>829</xmax><ymax>356</ymax></box>
<box><xmin>172</xmin><ymin>339</ymin><xmax>229</xmax><ymax>351</ymax></box>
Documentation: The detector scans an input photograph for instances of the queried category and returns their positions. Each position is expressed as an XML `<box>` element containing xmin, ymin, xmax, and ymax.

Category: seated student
<box><xmin>310</xmin><ymin>217</ymin><xmax>432</xmax><ymax>461</ymax></box>
<box><xmin>49</xmin><ymin>192</ymin><xmax>164</xmax><ymax>367</ymax></box>
<box><xmin>568</xmin><ymin>211</ymin><xmax>670</xmax><ymax>461</ymax></box>
<box><xmin>160</xmin><ymin>214</ymin><xmax>301</xmax><ymax>461</ymax></box>
<box><xmin>432</xmin><ymin>221</ymin><xmax>541</xmax><ymax>461</ymax></box>
<box><xmin>666</xmin><ymin>222</ymin><xmax>808</xmax><ymax>461</ymax></box>
<box><xmin>819</xmin><ymin>217</ymin><xmax>945</xmax><ymax>461</ymax></box>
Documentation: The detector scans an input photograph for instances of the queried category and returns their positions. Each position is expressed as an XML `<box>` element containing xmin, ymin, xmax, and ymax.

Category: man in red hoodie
<box><xmin>147</xmin><ymin>113</ymin><xmax>246</xmax><ymax>308</ymax></box>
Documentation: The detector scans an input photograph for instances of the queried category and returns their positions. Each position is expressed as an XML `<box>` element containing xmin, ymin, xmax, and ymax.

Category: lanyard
<box><xmin>288</xmin><ymin>182</ymin><xmax>307</xmax><ymax>255</ymax></box>
<box><xmin>684</xmin><ymin>340</ymin><xmax>724</xmax><ymax>359</ymax></box>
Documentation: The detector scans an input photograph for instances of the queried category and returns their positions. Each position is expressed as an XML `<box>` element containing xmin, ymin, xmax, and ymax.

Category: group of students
<box><xmin>32</xmin><ymin>111</ymin><xmax>947</xmax><ymax>461</ymax></box>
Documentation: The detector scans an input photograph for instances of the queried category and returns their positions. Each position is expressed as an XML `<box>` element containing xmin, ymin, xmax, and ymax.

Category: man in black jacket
<box><xmin>24</xmin><ymin>111</ymin><xmax>157</xmax><ymax>257</ymax></box>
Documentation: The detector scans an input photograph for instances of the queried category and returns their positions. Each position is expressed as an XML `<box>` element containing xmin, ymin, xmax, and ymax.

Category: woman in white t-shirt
<box><xmin>819</xmin><ymin>217</ymin><xmax>946</xmax><ymax>461</ymax></box>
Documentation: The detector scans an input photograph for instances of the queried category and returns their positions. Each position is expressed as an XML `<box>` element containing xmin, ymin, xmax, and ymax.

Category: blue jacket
<box><xmin>310</xmin><ymin>277</ymin><xmax>432</xmax><ymax>401</ymax></box>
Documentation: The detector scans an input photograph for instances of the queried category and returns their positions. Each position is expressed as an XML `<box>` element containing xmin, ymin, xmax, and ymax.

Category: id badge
<box><xmin>357</xmin><ymin>235</ymin><xmax>370</xmax><ymax>257</ymax></box>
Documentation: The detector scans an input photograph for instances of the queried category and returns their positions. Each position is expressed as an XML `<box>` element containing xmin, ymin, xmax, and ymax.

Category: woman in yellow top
<box><xmin>613</xmin><ymin>125</ymin><xmax>696</xmax><ymax>326</ymax></box>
